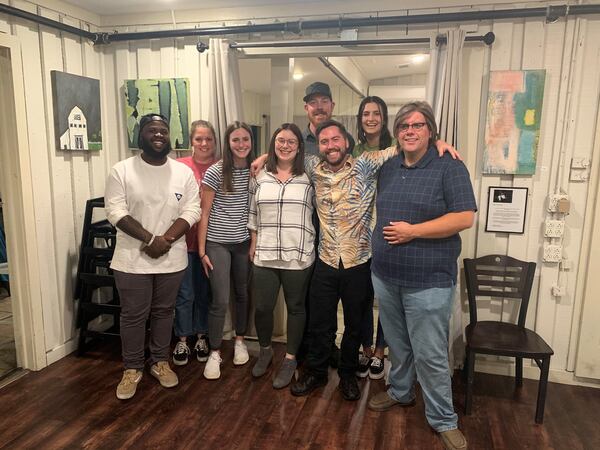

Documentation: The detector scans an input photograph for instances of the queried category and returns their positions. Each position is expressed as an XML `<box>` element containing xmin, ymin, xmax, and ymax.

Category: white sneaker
<box><xmin>204</xmin><ymin>351</ymin><xmax>222</xmax><ymax>380</ymax></box>
<box><xmin>233</xmin><ymin>340</ymin><xmax>249</xmax><ymax>366</ymax></box>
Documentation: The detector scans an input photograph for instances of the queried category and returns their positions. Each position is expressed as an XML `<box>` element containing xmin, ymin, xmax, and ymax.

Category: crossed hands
<box><xmin>142</xmin><ymin>235</ymin><xmax>174</xmax><ymax>258</ymax></box>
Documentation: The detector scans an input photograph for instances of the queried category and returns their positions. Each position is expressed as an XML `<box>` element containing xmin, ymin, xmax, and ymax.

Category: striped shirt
<box><xmin>248</xmin><ymin>169</ymin><xmax>315</xmax><ymax>269</ymax></box>
<box><xmin>202</xmin><ymin>161</ymin><xmax>250</xmax><ymax>244</ymax></box>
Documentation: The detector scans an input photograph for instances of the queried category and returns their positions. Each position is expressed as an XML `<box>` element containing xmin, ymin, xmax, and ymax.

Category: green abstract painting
<box><xmin>124</xmin><ymin>78</ymin><xmax>190</xmax><ymax>149</ymax></box>
<box><xmin>483</xmin><ymin>70</ymin><xmax>546</xmax><ymax>175</ymax></box>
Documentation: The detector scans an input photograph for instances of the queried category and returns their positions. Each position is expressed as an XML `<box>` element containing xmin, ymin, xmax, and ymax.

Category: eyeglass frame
<box><xmin>275</xmin><ymin>137</ymin><xmax>299</xmax><ymax>147</ymax></box>
<box><xmin>397</xmin><ymin>122</ymin><xmax>428</xmax><ymax>133</ymax></box>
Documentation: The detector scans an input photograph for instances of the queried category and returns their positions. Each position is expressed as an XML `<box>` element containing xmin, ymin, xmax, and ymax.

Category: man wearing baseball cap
<box><xmin>302</xmin><ymin>81</ymin><xmax>355</xmax><ymax>157</ymax></box>
<box><xmin>105</xmin><ymin>113</ymin><xmax>201</xmax><ymax>400</ymax></box>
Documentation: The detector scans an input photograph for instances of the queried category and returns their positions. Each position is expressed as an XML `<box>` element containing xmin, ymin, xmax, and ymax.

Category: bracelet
<box><xmin>146</xmin><ymin>234</ymin><xmax>156</xmax><ymax>246</ymax></box>
<box><xmin>199</xmin><ymin>254</ymin><xmax>206</xmax><ymax>260</ymax></box>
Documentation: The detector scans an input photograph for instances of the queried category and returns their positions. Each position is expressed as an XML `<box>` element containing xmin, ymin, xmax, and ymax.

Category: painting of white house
<box><xmin>51</xmin><ymin>71</ymin><xmax>102</xmax><ymax>151</ymax></box>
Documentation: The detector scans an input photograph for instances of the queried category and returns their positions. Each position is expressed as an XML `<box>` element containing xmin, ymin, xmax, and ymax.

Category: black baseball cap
<box><xmin>303</xmin><ymin>82</ymin><xmax>332</xmax><ymax>102</ymax></box>
<box><xmin>137</xmin><ymin>113</ymin><xmax>169</xmax><ymax>149</ymax></box>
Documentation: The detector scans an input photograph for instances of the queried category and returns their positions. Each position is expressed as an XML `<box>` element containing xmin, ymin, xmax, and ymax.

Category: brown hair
<box><xmin>265</xmin><ymin>123</ymin><xmax>305</xmax><ymax>176</ymax></box>
<box><xmin>221</xmin><ymin>121</ymin><xmax>253</xmax><ymax>192</ymax></box>
<box><xmin>392</xmin><ymin>101</ymin><xmax>439</xmax><ymax>148</ymax></box>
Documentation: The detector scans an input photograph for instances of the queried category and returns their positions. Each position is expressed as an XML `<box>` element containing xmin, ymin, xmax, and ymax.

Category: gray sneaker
<box><xmin>273</xmin><ymin>358</ymin><xmax>297</xmax><ymax>389</ymax></box>
<box><xmin>252</xmin><ymin>346</ymin><xmax>273</xmax><ymax>378</ymax></box>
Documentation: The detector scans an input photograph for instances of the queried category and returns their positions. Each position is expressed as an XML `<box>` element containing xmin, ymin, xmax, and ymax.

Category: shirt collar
<box><xmin>398</xmin><ymin>146</ymin><xmax>437</xmax><ymax>169</ymax></box>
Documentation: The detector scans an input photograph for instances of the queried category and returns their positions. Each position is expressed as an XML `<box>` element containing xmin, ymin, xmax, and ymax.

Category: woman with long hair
<box><xmin>198</xmin><ymin>121</ymin><xmax>253</xmax><ymax>380</ymax></box>
<box><xmin>248</xmin><ymin>123</ymin><xmax>315</xmax><ymax>389</ymax></box>
<box><xmin>353</xmin><ymin>96</ymin><xmax>392</xmax><ymax>380</ymax></box>
<box><xmin>172</xmin><ymin>120</ymin><xmax>218</xmax><ymax>366</ymax></box>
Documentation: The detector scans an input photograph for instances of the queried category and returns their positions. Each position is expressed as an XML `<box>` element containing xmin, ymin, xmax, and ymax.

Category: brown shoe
<box><xmin>439</xmin><ymin>429</ymin><xmax>467</xmax><ymax>450</ymax></box>
<box><xmin>150</xmin><ymin>361</ymin><xmax>179</xmax><ymax>388</ymax></box>
<box><xmin>368</xmin><ymin>390</ymin><xmax>416</xmax><ymax>411</ymax></box>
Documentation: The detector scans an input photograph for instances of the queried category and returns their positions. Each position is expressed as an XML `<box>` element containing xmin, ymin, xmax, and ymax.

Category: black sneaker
<box><xmin>356</xmin><ymin>354</ymin><xmax>371</xmax><ymax>378</ymax></box>
<box><xmin>194</xmin><ymin>335</ymin><xmax>210</xmax><ymax>362</ymax></box>
<box><xmin>369</xmin><ymin>356</ymin><xmax>385</xmax><ymax>380</ymax></box>
<box><xmin>172</xmin><ymin>341</ymin><xmax>190</xmax><ymax>366</ymax></box>
<box><xmin>339</xmin><ymin>376</ymin><xmax>361</xmax><ymax>401</ymax></box>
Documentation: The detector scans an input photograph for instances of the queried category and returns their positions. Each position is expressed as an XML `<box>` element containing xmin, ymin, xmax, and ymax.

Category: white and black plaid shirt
<box><xmin>248</xmin><ymin>169</ymin><xmax>316</xmax><ymax>269</ymax></box>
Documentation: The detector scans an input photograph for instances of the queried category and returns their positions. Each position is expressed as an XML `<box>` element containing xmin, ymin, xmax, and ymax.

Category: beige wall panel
<box><xmin>178</xmin><ymin>39</ymin><xmax>201</xmax><ymax>125</ymax></box>
<box><xmin>534</xmin><ymin>19</ymin><xmax>576</xmax><ymax>369</ymax></box>
<box><xmin>10</xmin><ymin>1</ymin><xmax>62</xmax><ymax>355</ymax></box>
<box><xmin>39</xmin><ymin>9</ymin><xmax>79</xmax><ymax>352</ymax></box>
<box><xmin>113</xmin><ymin>42</ymin><xmax>135</xmax><ymax>161</ymax></box>
<box><xmin>82</xmin><ymin>29</ymin><xmax>110</xmax><ymax>198</ymax></box>
<box><xmin>474</xmin><ymin>20</ymin><xmax>513</xmax><ymax>259</ymax></box>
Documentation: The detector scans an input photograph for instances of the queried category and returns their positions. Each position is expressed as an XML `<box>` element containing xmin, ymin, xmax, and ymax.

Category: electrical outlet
<box><xmin>544</xmin><ymin>220</ymin><xmax>564</xmax><ymax>237</ymax></box>
<box><xmin>548</xmin><ymin>194</ymin><xmax>569</xmax><ymax>212</ymax></box>
<box><xmin>552</xmin><ymin>285</ymin><xmax>566</xmax><ymax>297</ymax></box>
<box><xmin>543</xmin><ymin>243</ymin><xmax>562</xmax><ymax>262</ymax></box>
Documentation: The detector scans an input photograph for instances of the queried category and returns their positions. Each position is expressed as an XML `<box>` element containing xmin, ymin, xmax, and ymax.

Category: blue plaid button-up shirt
<box><xmin>371</xmin><ymin>147</ymin><xmax>477</xmax><ymax>288</ymax></box>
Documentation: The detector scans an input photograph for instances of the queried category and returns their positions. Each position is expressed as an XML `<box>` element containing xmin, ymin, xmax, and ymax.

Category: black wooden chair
<box><xmin>463</xmin><ymin>254</ymin><xmax>554</xmax><ymax>424</ymax></box>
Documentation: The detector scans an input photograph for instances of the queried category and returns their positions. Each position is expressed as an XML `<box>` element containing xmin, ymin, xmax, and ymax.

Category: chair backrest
<box><xmin>463</xmin><ymin>254</ymin><xmax>536</xmax><ymax>327</ymax></box>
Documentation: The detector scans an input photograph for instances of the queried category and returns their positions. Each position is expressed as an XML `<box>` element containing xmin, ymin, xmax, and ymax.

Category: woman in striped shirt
<box><xmin>248</xmin><ymin>123</ymin><xmax>315</xmax><ymax>389</ymax></box>
<box><xmin>198</xmin><ymin>121</ymin><xmax>253</xmax><ymax>380</ymax></box>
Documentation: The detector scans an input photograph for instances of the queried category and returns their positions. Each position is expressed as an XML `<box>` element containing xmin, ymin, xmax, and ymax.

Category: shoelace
<box><xmin>196</xmin><ymin>339</ymin><xmax>208</xmax><ymax>352</ymax></box>
<box><xmin>371</xmin><ymin>358</ymin><xmax>383</xmax><ymax>368</ymax></box>
<box><xmin>174</xmin><ymin>342</ymin><xmax>189</xmax><ymax>354</ymax></box>
<box><xmin>122</xmin><ymin>371</ymin><xmax>140</xmax><ymax>386</ymax></box>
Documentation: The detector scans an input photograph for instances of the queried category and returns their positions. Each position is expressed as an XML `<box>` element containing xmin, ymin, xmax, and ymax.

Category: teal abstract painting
<box><xmin>483</xmin><ymin>70</ymin><xmax>546</xmax><ymax>175</ymax></box>
<box><xmin>124</xmin><ymin>78</ymin><xmax>190</xmax><ymax>149</ymax></box>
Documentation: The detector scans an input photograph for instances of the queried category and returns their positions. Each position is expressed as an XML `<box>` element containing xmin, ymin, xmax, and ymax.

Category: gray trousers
<box><xmin>113</xmin><ymin>269</ymin><xmax>185</xmax><ymax>369</ymax></box>
<box><xmin>206</xmin><ymin>240</ymin><xmax>250</xmax><ymax>350</ymax></box>
<box><xmin>252</xmin><ymin>264</ymin><xmax>312</xmax><ymax>355</ymax></box>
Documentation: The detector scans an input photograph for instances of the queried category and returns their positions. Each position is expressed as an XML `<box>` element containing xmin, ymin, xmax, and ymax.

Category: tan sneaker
<box><xmin>439</xmin><ymin>428</ymin><xmax>467</xmax><ymax>450</ymax></box>
<box><xmin>150</xmin><ymin>361</ymin><xmax>179</xmax><ymax>388</ymax></box>
<box><xmin>116</xmin><ymin>369</ymin><xmax>143</xmax><ymax>400</ymax></box>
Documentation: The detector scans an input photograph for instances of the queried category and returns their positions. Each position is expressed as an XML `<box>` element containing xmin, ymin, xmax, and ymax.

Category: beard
<box><xmin>319</xmin><ymin>146</ymin><xmax>348</xmax><ymax>167</ymax></box>
<box><xmin>140</xmin><ymin>136</ymin><xmax>172</xmax><ymax>160</ymax></box>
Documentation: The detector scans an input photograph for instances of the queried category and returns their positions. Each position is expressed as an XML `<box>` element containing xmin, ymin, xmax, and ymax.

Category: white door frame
<box><xmin>0</xmin><ymin>33</ymin><xmax>47</xmax><ymax>371</ymax></box>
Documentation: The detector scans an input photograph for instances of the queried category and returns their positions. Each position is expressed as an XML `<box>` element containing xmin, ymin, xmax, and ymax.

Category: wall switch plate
<box><xmin>571</xmin><ymin>157</ymin><xmax>590</xmax><ymax>169</ymax></box>
<box><xmin>543</xmin><ymin>243</ymin><xmax>562</xmax><ymax>262</ymax></box>
<box><xmin>544</xmin><ymin>220</ymin><xmax>565</xmax><ymax>237</ymax></box>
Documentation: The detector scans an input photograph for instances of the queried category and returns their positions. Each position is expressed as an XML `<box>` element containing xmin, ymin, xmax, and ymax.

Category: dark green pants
<box><xmin>252</xmin><ymin>264</ymin><xmax>312</xmax><ymax>355</ymax></box>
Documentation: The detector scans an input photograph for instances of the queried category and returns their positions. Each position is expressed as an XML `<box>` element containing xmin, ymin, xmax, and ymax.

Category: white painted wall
<box><xmin>1</xmin><ymin>0</ymin><xmax>599</xmax><ymax>385</ymax></box>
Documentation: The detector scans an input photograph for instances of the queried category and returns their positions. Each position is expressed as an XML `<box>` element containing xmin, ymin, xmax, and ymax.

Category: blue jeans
<box><xmin>174</xmin><ymin>253</ymin><xmax>210</xmax><ymax>338</ymax></box>
<box><xmin>372</xmin><ymin>273</ymin><xmax>458</xmax><ymax>432</ymax></box>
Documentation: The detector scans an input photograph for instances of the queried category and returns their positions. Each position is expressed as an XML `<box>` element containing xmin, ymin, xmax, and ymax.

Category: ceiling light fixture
<box><xmin>411</xmin><ymin>54</ymin><xmax>426</xmax><ymax>64</ymax></box>
<box><xmin>293</xmin><ymin>72</ymin><xmax>304</xmax><ymax>81</ymax></box>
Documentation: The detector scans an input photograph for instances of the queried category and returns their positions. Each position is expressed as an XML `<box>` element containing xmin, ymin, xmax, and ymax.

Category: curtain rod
<box><xmin>1</xmin><ymin>3</ymin><xmax>598</xmax><ymax>45</ymax></box>
<box><xmin>229</xmin><ymin>33</ymin><xmax>495</xmax><ymax>50</ymax></box>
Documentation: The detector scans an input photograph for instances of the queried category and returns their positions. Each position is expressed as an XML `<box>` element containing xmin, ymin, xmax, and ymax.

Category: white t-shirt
<box><xmin>105</xmin><ymin>154</ymin><xmax>201</xmax><ymax>274</ymax></box>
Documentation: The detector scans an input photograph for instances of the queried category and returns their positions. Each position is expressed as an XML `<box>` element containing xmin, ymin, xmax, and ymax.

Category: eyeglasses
<box><xmin>275</xmin><ymin>137</ymin><xmax>299</xmax><ymax>147</ymax></box>
<box><xmin>397</xmin><ymin>122</ymin><xmax>427</xmax><ymax>132</ymax></box>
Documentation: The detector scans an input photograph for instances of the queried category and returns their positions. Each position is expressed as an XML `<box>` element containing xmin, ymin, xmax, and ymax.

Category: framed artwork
<box><xmin>483</xmin><ymin>70</ymin><xmax>546</xmax><ymax>175</ymax></box>
<box><xmin>485</xmin><ymin>186</ymin><xmax>528</xmax><ymax>234</ymax></box>
<box><xmin>124</xmin><ymin>78</ymin><xmax>190</xmax><ymax>150</ymax></box>
<box><xmin>51</xmin><ymin>71</ymin><xmax>102</xmax><ymax>151</ymax></box>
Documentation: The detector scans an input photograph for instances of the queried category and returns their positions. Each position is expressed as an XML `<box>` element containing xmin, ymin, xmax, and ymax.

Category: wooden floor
<box><xmin>0</xmin><ymin>341</ymin><xmax>599</xmax><ymax>450</ymax></box>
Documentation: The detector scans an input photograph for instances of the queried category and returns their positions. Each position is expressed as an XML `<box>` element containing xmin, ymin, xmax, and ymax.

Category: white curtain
<box><xmin>426</xmin><ymin>29</ymin><xmax>465</xmax><ymax>147</ymax></box>
<box><xmin>427</xmin><ymin>29</ymin><xmax>467</xmax><ymax>369</ymax></box>
<box><xmin>207</xmin><ymin>38</ymin><xmax>244</xmax><ymax>157</ymax></box>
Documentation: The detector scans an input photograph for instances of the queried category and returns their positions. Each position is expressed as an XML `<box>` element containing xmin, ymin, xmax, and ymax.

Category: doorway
<box><xmin>0</xmin><ymin>34</ymin><xmax>47</xmax><ymax>375</ymax></box>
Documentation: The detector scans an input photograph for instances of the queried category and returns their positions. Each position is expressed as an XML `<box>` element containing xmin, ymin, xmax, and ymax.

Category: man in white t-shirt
<box><xmin>105</xmin><ymin>113</ymin><xmax>201</xmax><ymax>400</ymax></box>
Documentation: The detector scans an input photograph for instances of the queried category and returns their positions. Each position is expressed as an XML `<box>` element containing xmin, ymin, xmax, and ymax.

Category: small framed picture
<box><xmin>485</xmin><ymin>187</ymin><xmax>528</xmax><ymax>234</ymax></box>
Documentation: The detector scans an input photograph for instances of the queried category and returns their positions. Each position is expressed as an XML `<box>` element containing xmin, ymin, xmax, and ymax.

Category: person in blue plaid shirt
<box><xmin>368</xmin><ymin>101</ymin><xmax>477</xmax><ymax>450</ymax></box>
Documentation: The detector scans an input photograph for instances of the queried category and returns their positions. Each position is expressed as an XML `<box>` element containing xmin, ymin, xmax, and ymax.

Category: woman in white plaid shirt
<box><xmin>248</xmin><ymin>123</ymin><xmax>316</xmax><ymax>389</ymax></box>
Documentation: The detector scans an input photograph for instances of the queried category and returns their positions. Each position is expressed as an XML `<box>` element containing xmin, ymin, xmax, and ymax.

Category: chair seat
<box><xmin>466</xmin><ymin>321</ymin><xmax>554</xmax><ymax>358</ymax></box>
